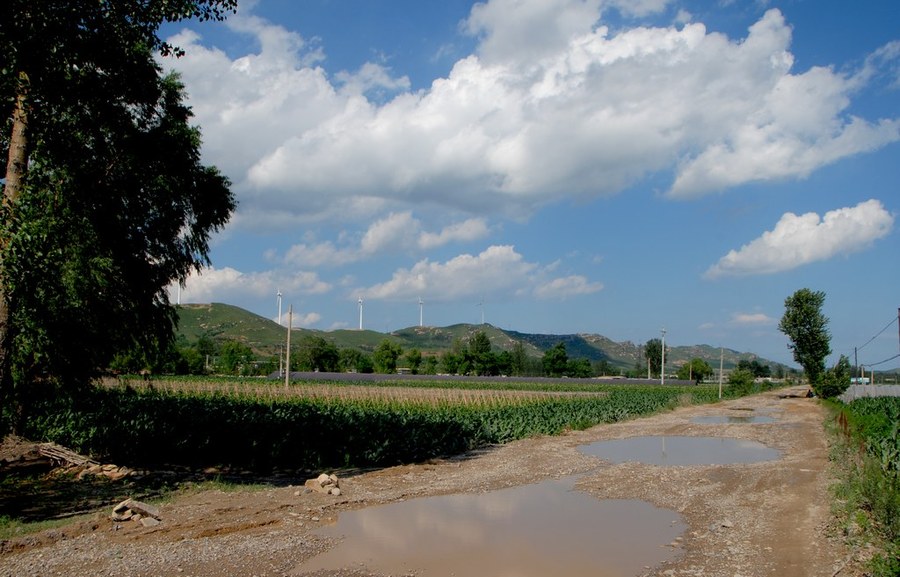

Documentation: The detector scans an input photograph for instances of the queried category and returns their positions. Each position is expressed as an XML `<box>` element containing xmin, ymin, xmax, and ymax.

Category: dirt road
<box><xmin>0</xmin><ymin>386</ymin><xmax>854</xmax><ymax>576</ymax></box>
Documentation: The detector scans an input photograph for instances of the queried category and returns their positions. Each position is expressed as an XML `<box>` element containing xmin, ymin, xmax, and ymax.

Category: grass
<box><xmin>826</xmin><ymin>400</ymin><xmax>900</xmax><ymax>576</ymax></box>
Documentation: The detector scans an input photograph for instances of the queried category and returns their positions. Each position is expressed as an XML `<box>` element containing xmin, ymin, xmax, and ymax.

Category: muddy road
<box><xmin>1</xmin><ymin>386</ymin><xmax>854</xmax><ymax>577</ymax></box>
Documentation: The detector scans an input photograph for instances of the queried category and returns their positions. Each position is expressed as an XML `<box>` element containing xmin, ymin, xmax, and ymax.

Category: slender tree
<box><xmin>644</xmin><ymin>338</ymin><xmax>663</xmax><ymax>377</ymax></box>
<box><xmin>778</xmin><ymin>288</ymin><xmax>831</xmax><ymax>387</ymax></box>
<box><xmin>0</xmin><ymin>1</ymin><xmax>237</xmax><ymax>425</ymax></box>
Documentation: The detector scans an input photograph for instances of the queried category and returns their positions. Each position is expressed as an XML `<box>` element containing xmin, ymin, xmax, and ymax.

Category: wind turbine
<box><xmin>277</xmin><ymin>290</ymin><xmax>282</xmax><ymax>326</ymax></box>
<box><xmin>418</xmin><ymin>296</ymin><xmax>424</xmax><ymax>327</ymax></box>
<box><xmin>358</xmin><ymin>296</ymin><xmax>364</xmax><ymax>331</ymax></box>
<box><xmin>479</xmin><ymin>298</ymin><xmax>485</xmax><ymax>325</ymax></box>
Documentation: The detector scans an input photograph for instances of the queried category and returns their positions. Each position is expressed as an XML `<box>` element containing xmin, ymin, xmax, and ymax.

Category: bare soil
<box><xmin>0</xmin><ymin>387</ymin><xmax>864</xmax><ymax>576</ymax></box>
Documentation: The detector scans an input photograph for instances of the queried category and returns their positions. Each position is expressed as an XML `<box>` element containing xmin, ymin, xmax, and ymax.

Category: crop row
<box><xmin>24</xmin><ymin>381</ymin><xmax>727</xmax><ymax>472</ymax></box>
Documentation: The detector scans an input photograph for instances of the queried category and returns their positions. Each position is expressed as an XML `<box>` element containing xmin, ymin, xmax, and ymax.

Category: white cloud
<box><xmin>171</xmin><ymin>266</ymin><xmax>331</xmax><ymax>303</ymax></box>
<box><xmin>730</xmin><ymin>312</ymin><xmax>775</xmax><ymax>326</ymax></box>
<box><xmin>534</xmin><ymin>275</ymin><xmax>604</xmax><ymax>299</ymax></box>
<box><xmin>418</xmin><ymin>218</ymin><xmax>491</xmax><ymax>249</ymax></box>
<box><xmin>705</xmin><ymin>199</ymin><xmax>895</xmax><ymax>278</ymax></box>
<box><xmin>284</xmin><ymin>213</ymin><xmax>491</xmax><ymax>267</ymax></box>
<box><xmin>357</xmin><ymin>245</ymin><xmax>602</xmax><ymax>302</ymax></box>
<box><xmin>161</xmin><ymin>4</ymin><xmax>900</xmax><ymax>226</ymax></box>
<box><xmin>290</xmin><ymin>311</ymin><xmax>322</xmax><ymax>328</ymax></box>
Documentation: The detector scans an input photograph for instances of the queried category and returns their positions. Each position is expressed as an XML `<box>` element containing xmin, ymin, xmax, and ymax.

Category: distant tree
<box><xmin>405</xmin><ymin>348</ymin><xmax>422</xmax><ymax>374</ymax></box>
<box><xmin>218</xmin><ymin>341</ymin><xmax>254</xmax><ymax>375</ymax></box>
<box><xmin>496</xmin><ymin>350</ymin><xmax>513</xmax><ymax>376</ymax></box>
<box><xmin>373</xmin><ymin>339</ymin><xmax>403</xmax><ymax>374</ymax></box>
<box><xmin>593</xmin><ymin>360</ymin><xmax>618</xmax><ymax>377</ymax></box>
<box><xmin>422</xmin><ymin>355</ymin><xmax>439</xmax><ymax>375</ymax></box>
<box><xmin>566</xmin><ymin>358</ymin><xmax>593</xmax><ymax>378</ymax></box>
<box><xmin>677</xmin><ymin>358</ymin><xmax>714</xmax><ymax>384</ymax></box>
<box><xmin>644</xmin><ymin>339</ymin><xmax>663</xmax><ymax>377</ymax></box>
<box><xmin>542</xmin><ymin>342</ymin><xmax>568</xmax><ymax>377</ymax></box>
<box><xmin>469</xmin><ymin>331</ymin><xmax>498</xmax><ymax>376</ymax></box>
<box><xmin>294</xmin><ymin>336</ymin><xmax>339</xmax><ymax>372</ymax></box>
<box><xmin>728</xmin><ymin>368</ymin><xmax>755</xmax><ymax>396</ymax></box>
<box><xmin>440</xmin><ymin>350</ymin><xmax>462</xmax><ymax>375</ymax></box>
<box><xmin>737</xmin><ymin>359</ymin><xmax>771</xmax><ymax>379</ymax></box>
<box><xmin>778</xmin><ymin>288</ymin><xmax>831</xmax><ymax>386</ymax></box>
<box><xmin>509</xmin><ymin>341</ymin><xmax>528</xmax><ymax>376</ymax></box>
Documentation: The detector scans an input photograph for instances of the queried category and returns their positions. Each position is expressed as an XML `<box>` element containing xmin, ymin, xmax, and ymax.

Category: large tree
<box><xmin>644</xmin><ymin>338</ymin><xmax>663</xmax><ymax>378</ymax></box>
<box><xmin>0</xmin><ymin>1</ymin><xmax>237</xmax><ymax>422</ymax></box>
<box><xmin>778</xmin><ymin>288</ymin><xmax>831</xmax><ymax>386</ymax></box>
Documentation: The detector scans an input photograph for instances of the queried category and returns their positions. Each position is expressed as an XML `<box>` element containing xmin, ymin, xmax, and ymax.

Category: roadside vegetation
<box><xmin>828</xmin><ymin>397</ymin><xmax>900</xmax><ymax>575</ymax></box>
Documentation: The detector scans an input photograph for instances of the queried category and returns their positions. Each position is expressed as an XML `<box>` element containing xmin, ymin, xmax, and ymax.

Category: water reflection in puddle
<box><xmin>580</xmin><ymin>436</ymin><xmax>780</xmax><ymax>465</ymax></box>
<box><xmin>692</xmin><ymin>415</ymin><xmax>775</xmax><ymax>424</ymax></box>
<box><xmin>294</xmin><ymin>478</ymin><xmax>685</xmax><ymax>577</ymax></box>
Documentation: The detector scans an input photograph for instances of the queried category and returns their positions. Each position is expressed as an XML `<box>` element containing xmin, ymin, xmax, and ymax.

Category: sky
<box><xmin>159</xmin><ymin>0</ymin><xmax>900</xmax><ymax>369</ymax></box>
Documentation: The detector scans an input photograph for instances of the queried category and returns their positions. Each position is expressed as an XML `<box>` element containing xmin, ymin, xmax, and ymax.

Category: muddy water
<box><xmin>692</xmin><ymin>415</ymin><xmax>775</xmax><ymax>424</ymax></box>
<box><xmin>580</xmin><ymin>436</ymin><xmax>780</xmax><ymax>465</ymax></box>
<box><xmin>294</xmin><ymin>477</ymin><xmax>685</xmax><ymax>577</ymax></box>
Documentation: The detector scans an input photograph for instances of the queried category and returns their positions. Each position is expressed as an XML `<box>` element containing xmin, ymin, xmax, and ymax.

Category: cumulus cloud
<box><xmin>705</xmin><ymin>199</ymin><xmax>895</xmax><ymax>278</ymax></box>
<box><xmin>357</xmin><ymin>245</ymin><xmax>602</xmax><ymax>302</ymax></box>
<box><xmin>171</xmin><ymin>266</ymin><xmax>331</xmax><ymax>304</ymax></box>
<box><xmin>284</xmin><ymin>213</ymin><xmax>491</xmax><ymax>267</ymax></box>
<box><xmin>161</xmin><ymin>3</ymin><xmax>900</xmax><ymax>227</ymax></box>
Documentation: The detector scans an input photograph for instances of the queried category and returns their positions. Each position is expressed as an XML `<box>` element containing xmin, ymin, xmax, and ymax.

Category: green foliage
<box><xmin>22</xmin><ymin>380</ymin><xmax>732</xmax><ymax>472</ymax></box>
<box><xmin>677</xmin><ymin>358</ymin><xmax>714</xmax><ymax>384</ymax></box>
<box><xmin>542</xmin><ymin>342</ymin><xmax>568</xmax><ymax>377</ymax></box>
<box><xmin>566</xmin><ymin>358</ymin><xmax>593</xmax><ymax>378</ymax></box>
<box><xmin>644</xmin><ymin>339</ymin><xmax>663</xmax><ymax>377</ymax></box>
<box><xmin>816</xmin><ymin>355</ymin><xmax>851</xmax><ymax>399</ymax></box>
<box><xmin>832</xmin><ymin>398</ymin><xmax>900</xmax><ymax>575</ymax></box>
<box><xmin>727</xmin><ymin>368</ymin><xmax>755</xmax><ymax>396</ymax></box>
<box><xmin>1</xmin><ymin>2</ymin><xmax>237</xmax><ymax>426</ymax></box>
<box><xmin>217</xmin><ymin>341</ymin><xmax>255</xmax><ymax>376</ymax></box>
<box><xmin>293</xmin><ymin>336</ymin><xmax>340</xmax><ymax>373</ymax></box>
<box><xmin>405</xmin><ymin>349</ymin><xmax>422</xmax><ymax>374</ymax></box>
<box><xmin>778</xmin><ymin>288</ymin><xmax>831</xmax><ymax>385</ymax></box>
<box><xmin>737</xmin><ymin>359</ymin><xmax>771</xmax><ymax>379</ymax></box>
<box><xmin>373</xmin><ymin>339</ymin><xmax>403</xmax><ymax>374</ymax></box>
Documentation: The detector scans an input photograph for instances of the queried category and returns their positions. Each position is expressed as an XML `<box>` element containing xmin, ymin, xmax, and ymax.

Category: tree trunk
<box><xmin>0</xmin><ymin>71</ymin><xmax>31</xmax><ymax>429</ymax></box>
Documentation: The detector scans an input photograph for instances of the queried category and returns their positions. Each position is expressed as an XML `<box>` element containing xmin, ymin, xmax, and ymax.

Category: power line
<box><xmin>857</xmin><ymin>315</ymin><xmax>899</xmax><ymax>352</ymax></box>
<box><xmin>863</xmin><ymin>353</ymin><xmax>900</xmax><ymax>368</ymax></box>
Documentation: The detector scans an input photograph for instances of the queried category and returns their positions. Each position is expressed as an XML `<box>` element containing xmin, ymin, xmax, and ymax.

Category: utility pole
<box><xmin>660</xmin><ymin>327</ymin><xmax>667</xmax><ymax>385</ymax></box>
<box><xmin>718</xmin><ymin>347</ymin><xmax>724</xmax><ymax>399</ymax></box>
<box><xmin>284</xmin><ymin>305</ymin><xmax>292</xmax><ymax>389</ymax></box>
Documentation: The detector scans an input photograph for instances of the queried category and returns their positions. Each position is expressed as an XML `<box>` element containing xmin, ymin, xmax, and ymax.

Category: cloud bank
<box><xmin>162</xmin><ymin>2</ymin><xmax>900</xmax><ymax>228</ymax></box>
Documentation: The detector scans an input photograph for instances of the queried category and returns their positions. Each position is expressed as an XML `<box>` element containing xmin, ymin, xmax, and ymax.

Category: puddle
<box><xmin>579</xmin><ymin>436</ymin><xmax>780</xmax><ymax>465</ymax></box>
<box><xmin>294</xmin><ymin>478</ymin><xmax>685</xmax><ymax>577</ymax></box>
<box><xmin>692</xmin><ymin>415</ymin><xmax>775</xmax><ymax>424</ymax></box>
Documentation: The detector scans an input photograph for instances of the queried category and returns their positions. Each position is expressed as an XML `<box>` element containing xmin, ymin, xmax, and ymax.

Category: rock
<box><xmin>305</xmin><ymin>473</ymin><xmax>340</xmax><ymax>494</ymax></box>
<box><xmin>140</xmin><ymin>517</ymin><xmax>161</xmax><ymax>528</ymax></box>
<box><xmin>329</xmin><ymin>487</ymin><xmax>341</xmax><ymax>496</ymax></box>
<box><xmin>111</xmin><ymin>498</ymin><xmax>162</xmax><ymax>522</ymax></box>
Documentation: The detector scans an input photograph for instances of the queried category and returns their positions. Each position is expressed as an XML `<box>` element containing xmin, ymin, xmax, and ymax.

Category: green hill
<box><xmin>174</xmin><ymin>302</ymin><xmax>785</xmax><ymax>371</ymax></box>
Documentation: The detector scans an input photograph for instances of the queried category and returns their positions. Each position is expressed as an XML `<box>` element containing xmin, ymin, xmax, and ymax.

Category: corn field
<box><xmin>24</xmin><ymin>377</ymin><xmax>730</xmax><ymax>473</ymax></box>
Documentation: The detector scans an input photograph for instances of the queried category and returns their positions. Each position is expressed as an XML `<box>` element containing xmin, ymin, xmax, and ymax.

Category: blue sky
<box><xmin>160</xmin><ymin>0</ymin><xmax>899</xmax><ymax>369</ymax></box>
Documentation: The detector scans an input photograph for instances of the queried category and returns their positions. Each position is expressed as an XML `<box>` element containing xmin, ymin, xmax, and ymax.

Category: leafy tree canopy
<box><xmin>778</xmin><ymin>288</ymin><xmax>831</xmax><ymax>386</ymax></box>
<box><xmin>1</xmin><ymin>1</ymin><xmax>237</xmax><ymax>423</ymax></box>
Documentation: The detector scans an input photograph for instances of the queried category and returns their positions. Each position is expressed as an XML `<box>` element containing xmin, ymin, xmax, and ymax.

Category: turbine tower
<box><xmin>418</xmin><ymin>296</ymin><xmax>424</xmax><ymax>327</ymax></box>
<box><xmin>358</xmin><ymin>296</ymin><xmax>364</xmax><ymax>331</ymax></box>
<box><xmin>277</xmin><ymin>290</ymin><xmax>282</xmax><ymax>326</ymax></box>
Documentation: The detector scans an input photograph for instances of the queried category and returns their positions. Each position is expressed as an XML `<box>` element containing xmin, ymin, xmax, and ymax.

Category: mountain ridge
<box><xmin>175</xmin><ymin>302</ymin><xmax>786</xmax><ymax>371</ymax></box>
